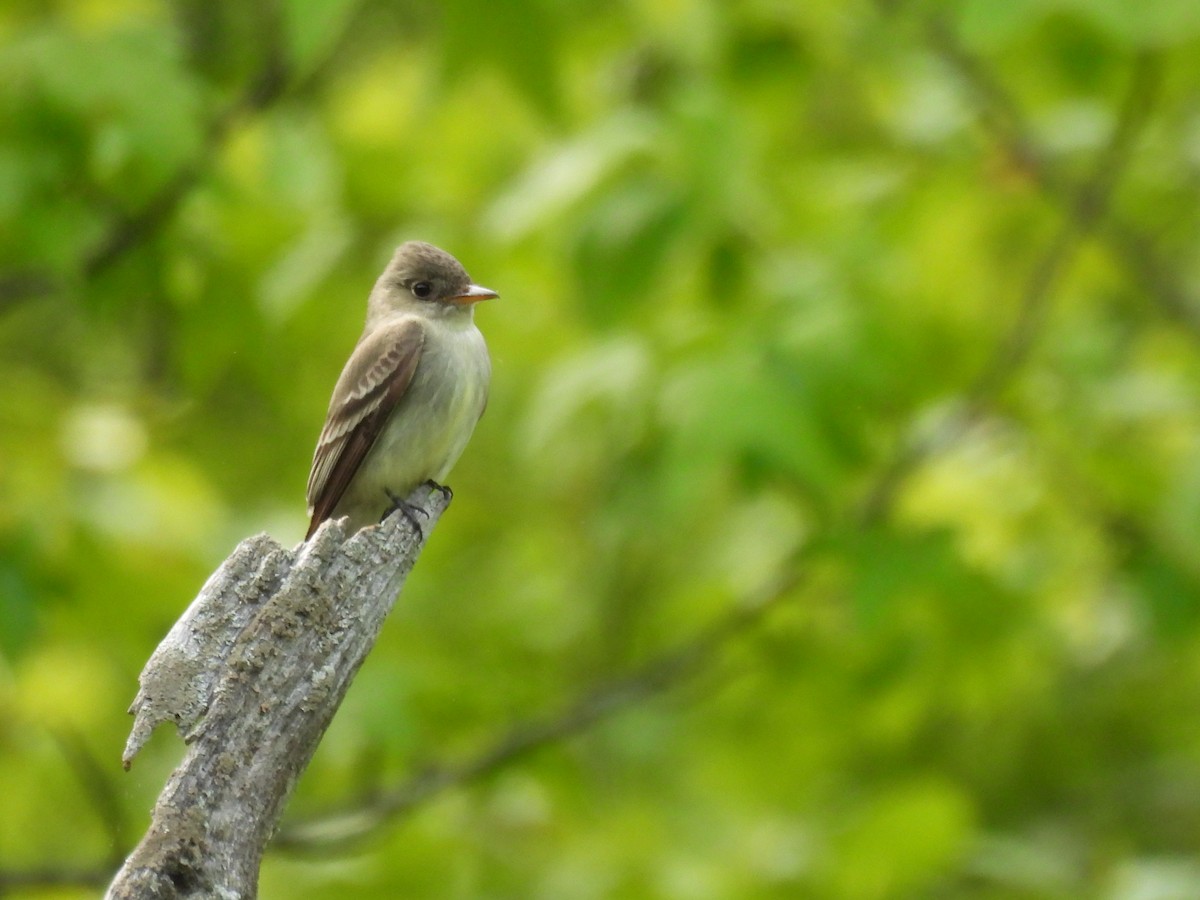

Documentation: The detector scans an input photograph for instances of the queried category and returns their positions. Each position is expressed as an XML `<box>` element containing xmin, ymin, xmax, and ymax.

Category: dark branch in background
<box><xmin>53</xmin><ymin>730</ymin><xmax>131</xmax><ymax>869</ymax></box>
<box><xmin>919</xmin><ymin>15</ymin><xmax>1200</xmax><ymax>335</ymax></box>
<box><xmin>1102</xmin><ymin>218</ymin><xmax>1200</xmax><ymax>333</ymax></box>
<box><xmin>0</xmin><ymin>866</ymin><xmax>113</xmax><ymax>893</ymax></box>
<box><xmin>275</xmin><ymin>565</ymin><xmax>807</xmax><ymax>853</ymax></box>
<box><xmin>0</xmin><ymin>0</ymin><xmax>363</xmax><ymax>311</ymax></box>
<box><xmin>0</xmin><ymin>61</ymin><xmax>276</xmax><ymax>309</ymax></box>
<box><xmin>858</xmin><ymin>45</ymin><xmax>1162</xmax><ymax>525</ymax></box>
<box><xmin>82</xmin><ymin>1</ymin><xmax>294</xmax><ymax>285</ymax></box>
<box><xmin>966</xmin><ymin>50</ymin><xmax>1160</xmax><ymax>399</ymax></box>
<box><xmin>0</xmin><ymin>728</ymin><xmax>138</xmax><ymax>891</ymax></box>
<box><xmin>0</xmin><ymin>270</ymin><xmax>59</xmax><ymax>307</ymax></box>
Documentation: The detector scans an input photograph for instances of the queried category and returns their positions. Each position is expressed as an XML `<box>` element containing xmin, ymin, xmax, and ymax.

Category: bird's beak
<box><xmin>451</xmin><ymin>283</ymin><xmax>499</xmax><ymax>305</ymax></box>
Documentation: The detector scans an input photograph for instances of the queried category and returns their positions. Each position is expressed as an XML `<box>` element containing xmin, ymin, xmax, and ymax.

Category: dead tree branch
<box><xmin>104</xmin><ymin>485</ymin><xmax>449</xmax><ymax>900</ymax></box>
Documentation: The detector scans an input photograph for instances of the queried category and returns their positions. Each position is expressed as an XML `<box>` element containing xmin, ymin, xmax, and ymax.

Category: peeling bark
<box><xmin>107</xmin><ymin>485</ymin><xmax>449</xmax><ymax>899</ymax></box>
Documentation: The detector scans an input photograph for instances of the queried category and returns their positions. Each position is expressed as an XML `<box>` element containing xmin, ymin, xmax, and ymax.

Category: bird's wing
<box><xmin>305</xmin><ymin>318</ymin><xmax>426</xmax><ymax>539</ymax></box>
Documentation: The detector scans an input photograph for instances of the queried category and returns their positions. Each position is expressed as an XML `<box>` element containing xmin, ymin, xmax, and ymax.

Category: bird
<box><xmin>305</xmin><ymin>241</ymin><xmax>495</xmax><ymax>540</ymax></box>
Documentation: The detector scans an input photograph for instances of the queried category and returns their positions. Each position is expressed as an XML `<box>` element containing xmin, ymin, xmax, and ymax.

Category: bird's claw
<box><xmin>383</xmin><ymin>489</ymin><xmax>427</xmax><ymax>538</ymax></box>
<box><xmin>422</xmin><ymin>480</ymin><xmax>453</xmax><ymax>502</ymax></box>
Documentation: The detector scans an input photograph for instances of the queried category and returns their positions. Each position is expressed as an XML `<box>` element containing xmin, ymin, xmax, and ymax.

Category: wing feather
<box><xmin>305</xmin><ymin>319</ymin><xmax>425</xmax><ymax>539</ymax></box>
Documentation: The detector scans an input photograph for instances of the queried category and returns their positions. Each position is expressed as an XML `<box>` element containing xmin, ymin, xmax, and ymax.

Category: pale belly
<box><xmin>338</xmin><ymin>322</ymin><xmax>489</xmax><ymax>522</ymax></box>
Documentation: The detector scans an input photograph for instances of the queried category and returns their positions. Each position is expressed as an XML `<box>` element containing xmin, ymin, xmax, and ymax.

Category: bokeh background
<box><xmin>4</xmin><ymin>0</ymin><xmax>1200</xmax><ymax>897</ymax></box>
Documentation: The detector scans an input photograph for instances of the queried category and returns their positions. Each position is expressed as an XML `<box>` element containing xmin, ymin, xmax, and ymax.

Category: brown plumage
<box><xmin>305</xmin><ymin>242</ymin><xmax>495</xmax><ymax>540</ymax></box>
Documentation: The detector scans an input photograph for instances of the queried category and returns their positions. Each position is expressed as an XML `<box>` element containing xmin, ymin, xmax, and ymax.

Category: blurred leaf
<box><xmin>3</xmin><ymin>25</ymin><xmax>203</xmax><ymax>203</ymax></box>
<box><xmin>833</xmin><ymin>778</ymin><xmax>975</xmax><ymax>896</ymax></box>
<box><xmin>0</xmin><ymin>548</ymin><xmax>40</xmax><ymax>661</ymax></box>
<box><xmin>281</xmin><ymin>0</ymin><xmax>359</xmax><ymax>70</ymax></box>
<box><xmin>1067</xmin><ymin>0</ymin><xmax>1200</xmax><ymax>45</ymax></box>
<box><xmin>1127</xmin><ymin>543</ymin><xmax>1200</xmax><ymax>638</ymax></box>
<box><xmin>959</xmin><ymin>0</ymin><xmax>1062</xmax><ymax>47</ymax></box>
<box><xmin>441</xmin><ymin>0</ymin><xmax>562</xmax><ymax>119</ymax></box>
<box><xmin>483</xmin><ymin>113</ymin><xmax>658</xmax><ymax>242</ymax></box>
<box><xmin>662</xmin><ymin>345</ymin><xmax>848</xmax><ymax>499</ymax></box>
<box><xmin>572</xmin><ymin>179</ymin><xmax>686</xmax><ymax>328</ymax></box>
<box><xmin>962</xmin><ymin>0</ymin><xmax>1200</xmax><ymax>48</ymax></box>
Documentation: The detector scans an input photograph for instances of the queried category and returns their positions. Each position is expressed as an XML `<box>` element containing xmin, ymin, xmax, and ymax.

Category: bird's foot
<box><xmin>423</xmin><ymin>479</ymin><xmax>453</xmax><ymax>502</ymax></box>
<box><xmin>383</xmin><ymin>489</ymin><xmax>428</xmax><ymax>538</ymax></box>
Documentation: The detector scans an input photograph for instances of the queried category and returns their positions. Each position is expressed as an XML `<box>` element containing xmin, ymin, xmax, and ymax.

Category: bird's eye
<box><xmin>412</xmin><ymin>281</ymin><xmax>433</xmax><ymax>299</ymax></box>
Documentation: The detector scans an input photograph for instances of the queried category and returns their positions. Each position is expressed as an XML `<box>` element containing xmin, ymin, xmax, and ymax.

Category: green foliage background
<box><xmin>3</xmin><ymin>0</ymin><xmax>1200</xmax><ymax>897</ymax></box>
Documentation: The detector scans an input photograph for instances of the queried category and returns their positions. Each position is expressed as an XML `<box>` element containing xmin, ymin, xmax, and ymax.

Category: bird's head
<box><xmin>368</xmin><ymin>241</ymin><xmax>497</xmax><ymax>324</ymax></box>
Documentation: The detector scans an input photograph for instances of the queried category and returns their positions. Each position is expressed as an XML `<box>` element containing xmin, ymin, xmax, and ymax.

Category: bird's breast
<box><xmin>368</xmin><ymin>321</ymin><xmax>490</xmax><ymax>488</ymax></box>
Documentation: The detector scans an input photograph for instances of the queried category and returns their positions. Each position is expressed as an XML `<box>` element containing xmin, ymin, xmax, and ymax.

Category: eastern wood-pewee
<box><xmin>305</xmin><ymin>241</ymin><xmax>495</xmax><ymax>540</ymax></box>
